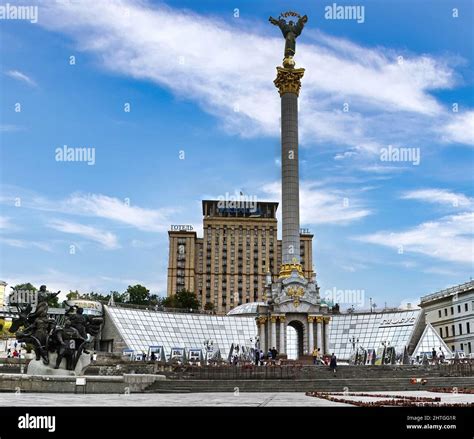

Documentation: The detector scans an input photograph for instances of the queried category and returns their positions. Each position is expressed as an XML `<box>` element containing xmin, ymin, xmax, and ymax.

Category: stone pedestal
<box><xmin>27</xmin><ymin>352</ymin><xmax>91</xmax><ymax>376</ymax></box>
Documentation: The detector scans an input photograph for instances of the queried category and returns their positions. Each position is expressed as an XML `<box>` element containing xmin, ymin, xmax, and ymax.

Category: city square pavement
<box><xmin>2</xmin><ymin>391</ymin><xmax>474</xmax><ymax>407</ymax></box>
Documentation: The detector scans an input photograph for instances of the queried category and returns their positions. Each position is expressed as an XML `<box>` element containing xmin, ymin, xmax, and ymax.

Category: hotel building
<box><xmin>167</xmin><ymin>200</ymin><xmax>313</xmax><ymax>314</ymax></box>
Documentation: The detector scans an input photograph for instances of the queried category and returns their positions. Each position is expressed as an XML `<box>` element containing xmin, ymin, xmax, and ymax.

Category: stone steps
<box><xmin>146</xmin><ymin>377</ymin><xmax>474</xmax><ymax>393</ymax></box>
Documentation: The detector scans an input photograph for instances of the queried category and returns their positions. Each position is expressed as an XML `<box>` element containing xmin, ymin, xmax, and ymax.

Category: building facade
<box><xmin>0</xmin><ymin>281</ymin><xmax>6</xmax><ymax>307</ymax></box>
<box><xmin>419</xmin><ymin>280</ymin><xmax>474</xmax><ymax>355</ymax></box>
<box><xmin>167</xmin><ymin>200</ymin><xmax>313</xmax><ymax>314</ymax></box>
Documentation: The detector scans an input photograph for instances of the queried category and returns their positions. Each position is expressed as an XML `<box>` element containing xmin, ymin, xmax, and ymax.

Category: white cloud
<box><xmin>0</xmin><ymin>216</ymin><xmax>13</xmax><ymax>230</ymax></box>
<box><xmin>0</xmin><ymin>238</ymin><xmax>52</xmax><ymax>252</ymax></box>
<box><xmin>48</xmin><ymin>219</ymin><xmax>119</xmax><ymax>249</ymax></box>
<box><xmin>5</xmin><ymin>70</ymin><xmax>37</xmax><ymax>87</ymax></box>
<box><xmin>62</xmin><ymin>193</ymin><xmax>177</xmax><ymax>232</ymax></box>
<box><xmin>261</xmin><ymin>181</ymin><xmax>371</xmax><ymax>225</ymax></box>
<box><xmin>0</xmin><ymin>189</ymin><xmax>178</xmax><ymax>233</ymax></box>
<box><xmin>355</xmin><ymin>212</ymin><xmax>474</xmax><ymax>265</ymax></box>
<box><xmin>401</xmin><ymin>189</ymin><xmax>472</xmax><ymax>208</ymax></box>
<box><xmin>440</xmin><ymin>111</ymin><xmax>474</xmax><ymax>145</ymax></box>
<box><xmin>35</xmin><ymin>0</ymin><xmax>466</xmax><ymax>153</ymax></box>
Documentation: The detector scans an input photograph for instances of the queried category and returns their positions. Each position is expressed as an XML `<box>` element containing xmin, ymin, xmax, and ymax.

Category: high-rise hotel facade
<box><xmin>167</xmin><ymin>200</ymin><xmax>313</xmax><ymax>314</ymax></box>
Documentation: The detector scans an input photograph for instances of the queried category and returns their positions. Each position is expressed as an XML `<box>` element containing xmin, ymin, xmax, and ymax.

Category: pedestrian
<box><xmin>142</xmin><ymin>352</ymin><xmax>147</xmax><ymax>362</ymax></box>
<box><xmin>259</xmin><ymin>350</ymin><xmax>264</xmax><ymax>366</ymax></box>
<box><xmin>255</xmin><ymin>349</ymin><xmax>260</xmax><ymax>366</ymax></box>
<box><xmin>312</xmin><ymin>348</ymin><xmax>320</xmax><ymax>365</ymax></box>
<box><xmin>329</xmin><ymin>353</ymin><xmax>337</xmax><ymax>375</ymax></box>
<box><xmin>151</xmin><ymin>352</ymin><xmax>156</xmax><ymax>361</ymax></box>
<box><xmin>431</xmin><ymin>347</ymin><xmax>437</xmax><ymax>364</ymax></box>
<box><xmin>438</xmin><ymin>347</ymin><xmax>444</xmax><ymax>364</ymax></box>
<box><xmin>271</xmin><ymin>347</ymin><xmax>278</xmax><ymax>362</ymax></box>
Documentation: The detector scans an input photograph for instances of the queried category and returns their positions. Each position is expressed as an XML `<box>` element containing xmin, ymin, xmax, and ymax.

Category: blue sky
<box><xmin>0</xmin><ymin>0</ymin><xmax>473</xmax><ymax>309</ymax></box>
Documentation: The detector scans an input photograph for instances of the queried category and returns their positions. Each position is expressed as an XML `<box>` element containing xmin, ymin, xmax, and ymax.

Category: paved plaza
<box><xmin>3</xmin><ymin>391</ymin><xmax>474</xmax><ymax>407</ymax></box>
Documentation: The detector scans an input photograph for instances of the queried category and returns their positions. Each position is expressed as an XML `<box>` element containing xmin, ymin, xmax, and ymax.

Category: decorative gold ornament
<box><xmin>323</xmin><ymin>316</ymin><xmax>331</xmax><ymax>324</ymax></box>
<box><xmin>286</xmin><ymin>286</ymin><xmax>305</xmax><ymax>308</ymax></box>
<box><xmin>316</xmin><ymin>316</ymin><xmax>324</xmax><ymax>324</ymax></box>
<box><xmin>307</xmin><ymin>316</ymin><xmax>315</xmax><ymax>323</ymax></box>
<box><xmin>279</xmin><ymin>261</ymin><xmax>304</xmax><ymax>279</ymax></box>
<box><xmin>271</xmin><ymin>316</ymin><xmax>278</xmax><ymax>323</ymax></box>
<box><xmin>274</xmin><ymin>66</ymin><xmax>305</xmax><ymax>97</ymax></box>
<box><xmin>279</xmin><ymin>315</ymin><xmax>286</xmax><ymax>323</ymax></box>
<box><xmin>282</xmin><ymin>56</ymin><xmax>296</xmax><ymax>69</ymax></box>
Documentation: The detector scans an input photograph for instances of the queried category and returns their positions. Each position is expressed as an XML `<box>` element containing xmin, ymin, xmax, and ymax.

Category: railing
<box><xmin>439</xmin><ymin>359</ymin><xmax>474</xmax><ymax>377</ymax></box>
<box><xmin>104</xmin><ymin>301</ymin><xmax>218</xmax><ymax>315</ymax></box>
<box><xmin>420</xmin><ymin>280</ymin><xmax>474</xmax><ymax>303</ymax></box>
<box><xmin>168</xmin><ymin>364</ymin><xmax>305</xmax><ymax>380</ymax></box>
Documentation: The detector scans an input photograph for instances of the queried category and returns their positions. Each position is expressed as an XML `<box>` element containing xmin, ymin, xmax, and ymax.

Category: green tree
<box><xmin>66</xmin><ymin>290</ymin><xmax>81</xmax><ymax>300</ymax></box>
<box><xmin>204</xmin><ymin>302</ymin><xmax>215</xmax><ymax>311</ymax></box>
<box><xmin>125</xmin><ymin>284</ymin><xmax>150</xmax><ymax>305</ymax></box>
<box><xmin>109</xmin><ymin>291</ymin><xmax>124</xmax><ymax>303</ymax></box>
<box><xmin>13</xmin><ymin>283</ymin><xmax>37</xmax><ymax>292</ymax></box>
<box><xmin>163</xmin><ymin>289</ymin><xmax>200</xmax><ymax>309</ymax></box>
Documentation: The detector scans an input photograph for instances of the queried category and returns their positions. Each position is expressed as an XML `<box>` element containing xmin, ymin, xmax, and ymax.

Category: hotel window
<box><xmin>439</xmin><ymin>327</ymin><xmax>443</xmax><ymax>338</ymax></box>
<box><xmin>459</xmin><ymin>324</ymin><xmax>463</xmax><ymax>335</ymax></box>
<box><xmin>458</xmin><ymin>305</ymin><xmax>461</xmax><ymax>313</ymax></box>
<box><xmin>467</xmin><ymin>322</ymin><xmax>471</xmax><ymax>333</ymax></box>
<box><xmin>438</xmin><ymin>310</ymin><xmax>442</xmax><ymax>318</ymax></box>
<box><xmin>450</xmin><ymin>307</ymin><xmax>454</xmax><ymax>315</ymax></box>
<box><xmin>445</xmin><ymin>309</ymin><xmax>448</xmax><ymax>316</ymax></box>
<box><xmin>465</xmin><ymin>303</ymin><xmax>469</xmax><ymax>312</ymax></box>
<box><xmin>451</xmin><ymin>325</ymin><xmax>455</xmax><ymax>336</ymax></box>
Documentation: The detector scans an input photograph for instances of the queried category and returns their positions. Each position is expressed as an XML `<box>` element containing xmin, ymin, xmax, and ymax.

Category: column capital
<box><xmin>270</xmin><ymin>315</ymin><xmax>278</xmax><ymax>323</ymax></box>
<box><xmin>323</xmin><ymin>316</ymin><xmax>331</xmax><ymax>324</ymax></box>
<box><xmin>316</xmin><ymin>316</ymin><xmax>324</xmax><ymax>324</ymax></box>
<box><xmin>274</xmin><ymin>66</ymin><xmax>305</xmax><ymax>97</ymax></box>
<box><xmin>257</xmin><ymin>316</ymin><xmax>267</xmax><ymax>325</ymax></box>
<box><xmin>307</xmin><ymin>315</ymin><xmax>315</xmax><ymax>323</ymax></box>
<box><xmin>279</xmin><ymin>315</ymin><xmax>286</xmax><ymax>323</ymax></box>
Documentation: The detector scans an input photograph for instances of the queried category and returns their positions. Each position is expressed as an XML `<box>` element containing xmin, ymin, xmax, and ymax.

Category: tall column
<box><xmin>259</xmin><ymin>317</ymin><xmax>266</xmax><ymax>353</ymax></box>
<box><xmin>324</xmin><ymin>316</ymin><xmax>331</xmax><ymax>355</ymax></box>
<box><xmin>279</xmin><ymin>316</ymin><xmax>286</xmax><ymax>354</ymax></box>
<box><xmin>271</xmin><ymin>316</ymin><xmax>277</xmax><ymax>349</ymax></box>
<box><xmin>316</xmin><ymin>316</ymin><xmax>323</xmax><ymax>352</ymax></box>
<box><xmin>274</xmin><ymin>65</ymin><xmax>305</xmax><ymax>265</ymax></box>
<box><xmin>307</xmin><ymin>316</ymin><xmax>315</xmax><ymax>352</ymax></box>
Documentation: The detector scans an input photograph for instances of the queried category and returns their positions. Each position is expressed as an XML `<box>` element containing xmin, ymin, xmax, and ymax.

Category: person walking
<box><xmin>259</xmin><ymin>350</ymin><xmax>264</xmax><ymax>366</ymax></box>
<box><xmin>431</xmin><ymin>348</ymin><xmax>437</xmax><ymax>365</ymax></box>
<box><xmin>255</xmin><ymin>349</ymin><xmax>260</xmax><ymax>366</ymax></box>
<box><xmin>329</xmin><ymin>353</ymin><xmax>337</xmax><ymax>375</ymax></box>
<box><xmin>312</xmin><ymin>348</ymin><xmax>320</xmax><ymax>365</ymax></box>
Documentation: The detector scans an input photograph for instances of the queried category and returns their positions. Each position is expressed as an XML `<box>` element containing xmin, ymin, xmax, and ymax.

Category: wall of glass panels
<box><xmin>328</xmin><ymin>310</ymin><xmax>421</xmax><ymax>360</ymax></box>
<box><xmin>106</xmin><ymin>306</ymin><xmax>258</xmax><ymax>357</ymax></box>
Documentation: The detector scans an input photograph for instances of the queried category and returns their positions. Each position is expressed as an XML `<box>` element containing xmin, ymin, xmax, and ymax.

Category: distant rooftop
<box><xmin>420</xmin><ymin>280</ymin><xmax>474</xmax><ymax>304</ymax></box>
<box><xmin>202</xmin><ymin>199</ymin><xmax>278</xmax><ymax>219</ymax></box>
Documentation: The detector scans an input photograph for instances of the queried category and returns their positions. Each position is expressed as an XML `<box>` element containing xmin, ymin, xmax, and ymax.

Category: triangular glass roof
<box><xmin>412</xmin><ymin>323</ymin><xmax>452</xmax><ymax>359</ymax></box>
